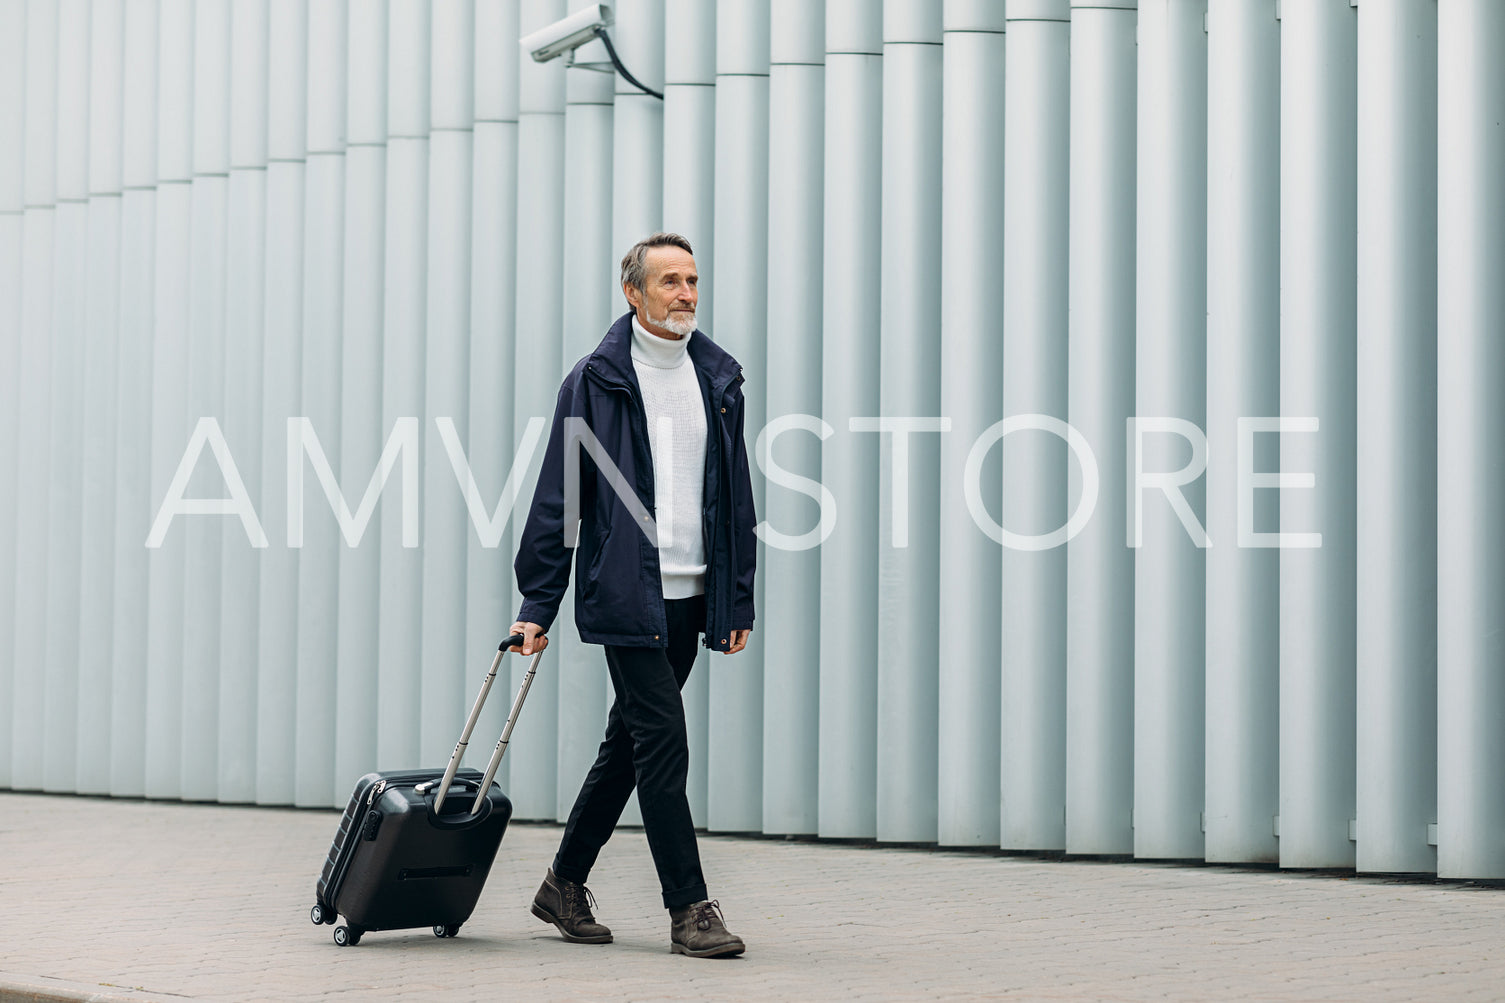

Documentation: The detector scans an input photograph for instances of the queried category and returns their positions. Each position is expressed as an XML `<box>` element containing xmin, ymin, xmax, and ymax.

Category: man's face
<box><xmin>627</xmin><ymin>246</ymin><xmax>698</xmax><ymax>339</ymax></box>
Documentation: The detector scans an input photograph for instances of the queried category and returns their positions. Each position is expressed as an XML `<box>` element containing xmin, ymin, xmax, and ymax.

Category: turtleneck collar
<box><xmin>631</xmin><ymin>312</ymin><xmax>691</xmax><ymax>369</ymax></box>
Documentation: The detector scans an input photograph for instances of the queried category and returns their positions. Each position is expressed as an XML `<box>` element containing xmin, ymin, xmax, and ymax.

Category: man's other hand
<box><xmin>726</xmin><ymin>629</ymin><xmax>750</xmax><ymax>655</ymax></box>
<box><xmin>507</xmin><ymin>622</ymin><xmax>548</xmax><ymax>655</ymax></box>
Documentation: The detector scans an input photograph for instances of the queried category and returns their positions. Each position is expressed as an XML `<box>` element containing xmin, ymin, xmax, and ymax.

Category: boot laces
<box><xmin>563</xmin><ymin>881</ymin><xmax>598</xmax><ymax>919</ymax></box>
<box><xmin>693</xmin><ymin>899</ymin><xmax>725</xmax><ymax>931</ymax></box>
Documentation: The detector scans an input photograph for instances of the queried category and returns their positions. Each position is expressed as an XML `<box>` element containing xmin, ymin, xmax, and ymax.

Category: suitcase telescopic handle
<box><xmin>432</xmin><ymin>634</ymin><xmax>545</xmax><ymax>814</ymax></box>
<box><xmin>469</xmin><ymin>641</ymin><xmax>545</xmax><ymax>815</ymax></box>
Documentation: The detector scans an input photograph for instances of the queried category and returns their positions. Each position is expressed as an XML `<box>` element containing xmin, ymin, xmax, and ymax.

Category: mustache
<box><xmin>652</xmin><ymin>306</ymin><xmax>696</xmax><ymax>333</ymax></box>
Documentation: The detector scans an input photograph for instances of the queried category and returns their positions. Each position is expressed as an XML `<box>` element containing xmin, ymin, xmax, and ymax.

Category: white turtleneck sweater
<box><xmin>630</xmin><ymin>314</ymin><xmax>708</xmax><ymax>600</ymax></box>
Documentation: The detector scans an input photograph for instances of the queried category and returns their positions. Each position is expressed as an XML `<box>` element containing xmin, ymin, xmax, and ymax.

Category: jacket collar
<box><xmin>589</xmin><ymin>311</ymin><xmax>742</xmax><ymax>391</ymax></box>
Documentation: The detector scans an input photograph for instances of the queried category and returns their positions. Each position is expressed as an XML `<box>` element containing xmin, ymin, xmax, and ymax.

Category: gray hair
<box><xmin>620</xmin><ymin>232</ymin><xmax>694</xmax><ymax>294</ymax></box>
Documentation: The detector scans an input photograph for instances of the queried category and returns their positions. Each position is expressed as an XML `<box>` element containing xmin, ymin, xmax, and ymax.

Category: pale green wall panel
<box><xmin>1204</xmin><ymin>0</ymin><xmax>1280</xmax><ymax>865</ymax></box>
<box><xmin>1065</xmin><ymin>1</ymin><xmax>1134</xmax><ymax>856</ymax></box>
<box><xmin>1278</xmin><ymin>0</ymin><xmax>1358</xmax><ymax>869</ymax></box>
<box><xmin>817</xmin><ymin>22</ymin><xmax>881</xmax><ymax>842</ymax></box>
<box><xmin>1134</xmin><ymin>0</ymin><xmax>1207</xmax><ymax>862</ymax></box>
<box><xmin>293</xmin><ymin>0</ymin><xmax>349</xmax><ymax>809</ymax></box>
<box><xmin>332</xmin><ymin>4</ymin><xmax>386</xmax><ymax>804</ymax></box>
<box><xmin>1354</xmin><ymin>0</ymin><xmax>1438</xmax><ymax>875</ymax></box>
<box><xmin>761</xmin><ymin>0</ymin><xmax>824</xmax><ymax>837</ymax></box>
<box><xmin>877</xmin><ymin>2</ymin><xmax>943</xmax><ymax>845</ymax></box>
<box><xmin>12</xmin><ymin>0</ymin><xmax>60</xmax><ymax>794</ymax></box>
<box><xmin>11</xmin><ymin>0</ymin><xmax>1505</xmax><ymax>883</ymax></box>
<box><xmin>108</xmin><ymin>0</ymin><xmax>158</xmax><ymax>800</ymax></box>
<box><xmin>255</xmin><ymin>0</ymin><xmax>308</xmax><ymax>804</ymax></box>
<box><xmin>179</xmin><ymin>0</ymin><xmax>230</xmax><ymax>803</ymax></box>
<box><xmin>374</xmin><ymin>0</ymin><xmax>430</xmax><ymax>777</ymax></box>
<box><xmin>41</xmin><ymin>0</ymin><xmax>91</xmax><ymax>794</ymax></box>
<box><xmin>1001</xmin><ymin>2</ymin><xmax>1068</xmax><ymax>852</ymax></box>
<box><xmin>216</xmin><ymin>0</ymin><xmax>267</xmax><ymax>806</ymax></box>
<box><xmin>1437</xmin><ymin>0</ymin><xmax>1505</xmax><ymax>880</ymax></box>
<box><xmin>74</xmin><ymin>0</ymin><xmax>125</xmax><ymax>798</ymax></box>
<box><xmin>0</xmin><ymin>0</ymin><xmax>27</xmax><ymax>794</ymax></box>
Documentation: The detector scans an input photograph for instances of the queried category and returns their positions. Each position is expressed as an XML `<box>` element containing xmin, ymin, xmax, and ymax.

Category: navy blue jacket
<box><xmin>514</xmin><ymin>312</ymin><xmax>756</xmax><ymax>652</ymax></box>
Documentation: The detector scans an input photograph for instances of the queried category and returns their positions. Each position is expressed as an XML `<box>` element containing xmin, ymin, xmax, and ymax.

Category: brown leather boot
<box><xmin>530</xmin><ymin>868</ymin><xmax>613</xmax><ymax>944</ymax></box>
<box><xmin>669</xmin><ymin>899</ymin><xmax>745</xmax><ymax>958</ymax></box>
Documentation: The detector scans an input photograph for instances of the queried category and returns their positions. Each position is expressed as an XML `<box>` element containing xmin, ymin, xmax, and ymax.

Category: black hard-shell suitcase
<box><xmin>310</xmin><ymin>635</ymin><xmax>544</xmax><ymax>946</ymax></box>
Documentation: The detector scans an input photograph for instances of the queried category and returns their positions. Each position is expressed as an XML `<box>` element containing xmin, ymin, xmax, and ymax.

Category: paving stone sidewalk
<box><xmin>1</xmin><ymin>792</ymin><xmax>1502</xmax><ymax>1001</ymax></box>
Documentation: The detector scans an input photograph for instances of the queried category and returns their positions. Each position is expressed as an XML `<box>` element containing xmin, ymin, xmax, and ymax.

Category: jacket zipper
<box><xmin>709</xmin><ymin>368</ymin><xmax>743</xmax><ymax>647</ymax></box>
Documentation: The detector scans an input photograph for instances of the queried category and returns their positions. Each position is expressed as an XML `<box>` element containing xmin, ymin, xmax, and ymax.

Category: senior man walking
<box><xmin>507</xmin><ymin>233</ymin><xmax>756</xmax><ymax>959</ymax></box>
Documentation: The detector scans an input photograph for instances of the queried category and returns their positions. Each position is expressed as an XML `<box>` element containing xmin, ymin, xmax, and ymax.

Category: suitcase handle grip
<box><xmin>415</xmin><ymin>776</ymin><xmax>480</xmax><ymax>796</ymax></box>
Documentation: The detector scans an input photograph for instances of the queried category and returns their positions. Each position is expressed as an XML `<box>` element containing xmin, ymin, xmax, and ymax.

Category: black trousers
<box><xmin>552</xmin><ymin>594</ymin><xmax>708</xmax><ymax>909</ymax></box>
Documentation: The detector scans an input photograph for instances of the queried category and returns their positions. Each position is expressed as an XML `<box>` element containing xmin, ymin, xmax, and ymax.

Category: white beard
<box><xmin>647</xmin><ymin>306</ymin><xmax>696</xmax><ymax>338</ymax></box>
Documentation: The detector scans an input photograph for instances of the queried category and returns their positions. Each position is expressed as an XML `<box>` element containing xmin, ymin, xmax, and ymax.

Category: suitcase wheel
<box><xmin>333</xmin><ymin>925</ymin><xmax>362</xmax><ymax>947</ymax></box>
<box><xmin>310</xmin><ymin>904</ymin><xmax>330</xmax><ymax>926</ymax></box>
<box><xmin>433</xmin><ymin>924</ymin><xmax>461</xmax><ymax>939</ymax></box>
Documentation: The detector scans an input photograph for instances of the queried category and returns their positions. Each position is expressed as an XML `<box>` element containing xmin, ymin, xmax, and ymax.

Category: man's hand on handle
<box><xmin>726</xmin><ymin>629</ymin><xmax>750</xmax><ymax>655</ymax></box>
<box><xmin>507</xmin><ymin>622</ymin><xmax>548</xmax><ymax>655</ymax></box>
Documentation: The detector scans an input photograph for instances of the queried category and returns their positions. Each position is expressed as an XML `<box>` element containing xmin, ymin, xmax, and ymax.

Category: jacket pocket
<box><xmin>581</xmin><ymin>529</ymin><xmax>607</xmax><ymax>600</ymax></box>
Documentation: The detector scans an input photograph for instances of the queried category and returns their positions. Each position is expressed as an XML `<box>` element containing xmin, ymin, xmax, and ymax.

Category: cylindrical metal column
<box><xmin>143</xmin><ymin>0</ymin><xmax>193</xmax><ymax>800</ymax></box>
<box><xmin>818</xmin><ymin>0</ymin><xmax>880</xmax><ymax>839</ymax></box>
<box><xmin>876</xmin><ymin>0</ymin><xmax>943</xmax><ymax>845</ymax></box>
<box><xmin>506</xmin><ymin>0</ymin><xmax>566</xmax><ymax>820</ymax></box>
<box><xmin>936</xmin><ymin>0</ymin><xmax>1004</xmax><ymax>848</ymax></box>
<box><xmin>42</xmin><ymin>0</ymin><xmax>91</xmax><ymax>793</ymax></box>
<box><xmin>1437</xmin><ymin>0</ymin><xmax>1505</xmax><ymax>881</ymax></box>
<box><xmin>1065</xmin><ymin>0</ymin><xmax>1134</xmax><ymax>855</ymax></box>
<box><xmin>74</xmin><ymin>0</ymin><xmax>125</xmax><ymax>797</ymax></box>
<box><xmin>660</xmin><ymin>0</ymin><xmax>716</xmax><ymax>331</ymax></box>
<box><xmin>1204</xmin><ymin>0</ymin><xmax>1279</xmax><ymax>865</ymax></box>
<box><xmin>333</xmin><ymin>4</ymin><xmax>387</xmax><ymax>801</ymax></box>
<box><xmin>1354</xmin><ymin>0</ymin><xmax>1437</xmax><ymax>875</ymax></box>
<box><xmin>12</xmin><ymin>0</ymin><xmax>58</xmax><ymax>791</ymax></box>
<box><xmin>179</xmin><ymin>0</ymin><xmax>230</xmax><ymax>802</ymax></box>
<box><xmin>1002</xmin><ymin>0</ymin><xmax>1069</xmax><ymax>851</ymax></box>
<box><xmin>0</xmin><ymin>0</ymin><xmax>25</xmax><ymax>790</ymax></box>
<box><xmin>610</xmin><ymin>0</ymin><xmax>663</xmax><ymax>254</ymax></box>
<box><xmin>661</xmin><ymin>0</ymin><xmax>716</xmax><ymax>826</ymax></box>
<box><xmin>464</xmin><ymin>0</ymin><xmax>521</xmax><ymax>795</ymax></box>
<box><xmin>375</xmin><ymin>0</ymin><xmax>428</xmax><ymax>775</ymax></box>
<box><xmin>256</xmin><ymin>0</ymin><xmax>307</xmax><ymax>803</ymax></box>
<box><xmin>110</xmin><ymin>0</ymin><xmax>159</xmax><ymax>798</ymax></box>
<box><xmin>418</xmin><ymin>0</ymin><xmax>474</xmax><ymax>782</ymax></box>
<box><xmin>553</xmin><ymin>31</ymin><xmax>615</xmax><ymax>823</ymax></box>
<box><xmin>1134</xmin><ymin>0</ymin><xmax>1207</xmax><ymax>861</ymax></box>
<box><xmin>218</xmin><ymin>0</ymin><xmax>268</xmax><ymax>804</ymax></box>
<box><xmin>293</xmin><ymin>0</ymin><xmax>348</xmax><ymax>808</ymax></box>
<box><xmin>761</xmin><ymin>0</ymin><xmax>823</xmax><ymax>836</ymax></box>
<box><xmin>10</xmin><ymin>0</ymin><xmax>53</xmax><ymax>784</ymax></box>
<box><xmin>1279</xmin><ymin>0</ymin><xmax>1357</xmax><ymax>869</ymax></box>
<box><xmin>708</xmin><ymin>0</ymin><xmax>769</xmax><ymax>833</ymax></box>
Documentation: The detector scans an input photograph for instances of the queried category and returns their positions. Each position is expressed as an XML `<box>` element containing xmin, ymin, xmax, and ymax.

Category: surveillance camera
<box><xmin>521</xmin><ymin>3</ymin><xmax>614</xmax><ymax>64</ymax></box>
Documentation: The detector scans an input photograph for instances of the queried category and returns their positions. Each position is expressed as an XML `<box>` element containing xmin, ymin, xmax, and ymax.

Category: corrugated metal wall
<box><xmin>3</xmin><ymin>0</ymin><xmax>1503</xmax><ymax>879</ymax></box>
